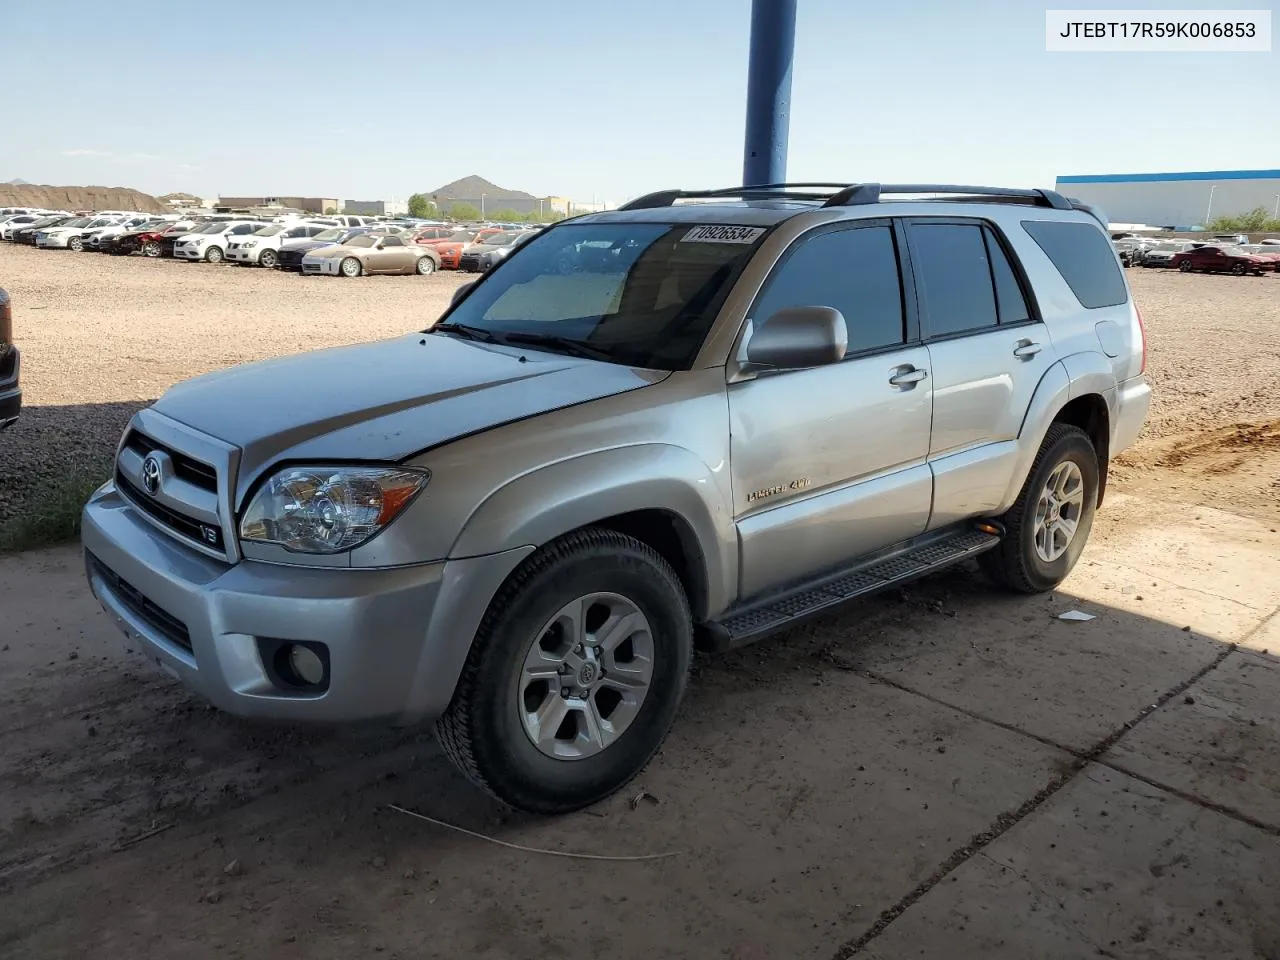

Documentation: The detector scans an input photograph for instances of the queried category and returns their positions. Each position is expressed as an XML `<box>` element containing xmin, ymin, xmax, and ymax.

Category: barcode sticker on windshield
<box><xmin>680</xmin><ymin>225</ymin><xmax>766</xmax><ymax>244</ymax></box>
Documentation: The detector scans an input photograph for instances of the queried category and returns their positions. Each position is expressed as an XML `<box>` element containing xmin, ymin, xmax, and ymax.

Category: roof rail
<box><xmin>823</xmin><ymin>184</ymin><xmax>1074</xmax><ymax>211</ymax></box>
<box><xmin>617</xmin><ymin>183</ymin><xmax>854</xmax><ymax>210</ymax></box>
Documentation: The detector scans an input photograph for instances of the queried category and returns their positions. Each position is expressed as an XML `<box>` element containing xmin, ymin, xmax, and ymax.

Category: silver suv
<box><xmin>81</xmin><ymin>182</ymin><xmax>1151</xmax><ymax>813</ymax></box>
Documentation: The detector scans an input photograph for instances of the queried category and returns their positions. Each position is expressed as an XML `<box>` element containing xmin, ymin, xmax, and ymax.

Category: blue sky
<box><xmin>2</xmin><ymin>0</ymin><xmax>1276</xmax><ymax>204</ymax></box>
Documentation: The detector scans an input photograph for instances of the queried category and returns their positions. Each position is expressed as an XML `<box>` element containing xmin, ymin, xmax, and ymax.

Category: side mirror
<box><xmin>451</xmin><ymin>280</ymin><xmax>477</xmax><ymax>305</ymax></box>
<box><xmin>744</xmin><ymin>306</ymin><xmax>847</xmax><ymax>371</ymax></box>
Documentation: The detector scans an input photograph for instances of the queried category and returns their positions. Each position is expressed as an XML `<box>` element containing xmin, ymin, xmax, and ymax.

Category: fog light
<box><xmin>288</xmin><ymin>643</ymin><xmax>325</xmax><ymax>685</ymax></box>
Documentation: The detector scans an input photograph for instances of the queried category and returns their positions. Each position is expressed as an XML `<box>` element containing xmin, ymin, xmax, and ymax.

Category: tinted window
<box><xmin>1021</xmin><ymin>220</ymin><xmax>1127</xmax><ymax>309</ymax></box>
<box><xmin>909</xmin><ymin>223</ymin><xmax>997</xmax><ymax>337</ymax></box>
<box><xmin>751</xmin><ymin>225</ymin><xmax>904</xmax><ymax>354</ymax></box>
<box><xmin>382</xmin><ymin>236</ymin><xmax>404</xmax><ymax>247</ymax></box>
<box><xmin>983</xmin><ymin>226</ymin><xmax>1031</xmax><ymax>324</ymax></box>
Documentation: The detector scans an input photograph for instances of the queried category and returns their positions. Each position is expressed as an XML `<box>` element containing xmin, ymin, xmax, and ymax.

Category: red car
<box><xmin>1169</xmin><ymin>244</ymin><xmax>1278</xmax><ymax>276</ymax></box>
<box><xmin>421</xmin><ymin>228</ymin><xmax>507</xmax><ymax>270</ymax></box>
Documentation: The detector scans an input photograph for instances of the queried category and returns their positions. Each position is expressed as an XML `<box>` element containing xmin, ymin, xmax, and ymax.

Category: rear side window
<box><xmin>984</xmin><ymin>226</ymin><xmax>1031</xmax><ymax>324</ymax></box>
<box><xmin>1021</xmin><ymin>220</ymin><xmax>1127</xmax><ymax>309</ymax></box>
<box><xmin>751</xmin><ymin>225</ymin><xmax>905</xmax><ymax>355</ymax></box>
<box><xmin>908</xmin><ymin>223</ymin><xmax>998</xmax><ymax>337</ymax></box>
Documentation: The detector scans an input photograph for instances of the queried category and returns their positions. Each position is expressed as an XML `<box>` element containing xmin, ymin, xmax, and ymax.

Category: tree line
<box><xmin>407</xmin><ymin>193</ymin><xmax>571</xmax><ymax>224</ymax></box>
<box><xmin>1206</xmin><ymin>206</ymin><xmax>1280</xmax><ymax>233</ymax></box>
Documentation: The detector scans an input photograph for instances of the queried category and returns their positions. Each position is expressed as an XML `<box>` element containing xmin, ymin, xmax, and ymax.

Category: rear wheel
<box><xmin>979</xmin><ymin>424</ymin><xmax>1099</xmax><ymax>594</ymax></box>
<box><xmin>258</xmin><ymin>248</ymin><xmax>278</xmax><ymax>269</ymax></box>
<box><xmin>340</xmin><ymin>257</ymin><xmax>362</xmax><ymax>278</ymax></box>
<box><xmin>1178</xmin><ymin>260</ymin><xmax>1193</xmax><ymax>272</ymax></box>
<box><xmin>142</xmin><ymin>240</ymin><xmax>161</xmax><ymax>257</ymax></box>
<box><xmin>436</xmin><ymin>528</ymin><xmax>693</xmax><ymax>814</ymax></box>
<box><xmin>1231</xmin><ymin>263</ymin><xmax>1246</xmax><ymax>276</ymax></box>
<box><xmin>205</xmin><ymin>245</ymin><xmax>224</xmax><ymax>263</ymax></box>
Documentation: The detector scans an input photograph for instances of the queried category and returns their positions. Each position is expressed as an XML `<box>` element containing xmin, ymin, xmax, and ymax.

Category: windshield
<box><xmin>254</xmin><ymin>225</ymin><xmax>285</xmax><ymax>237</ymax></box>
<box><xmin>60</xmin><ymin>218</ymin><xmax>93</xmax><ymax>228</ymax></box>
<box><xmin>309</xmin><ymin>228</ymin><xmax>343</xmax><ymax>241</ymax></box>
<box><xmin>1217</xmin><ymin>245</ymin><xmax>1247</xmax><ymax>256</ymax></box>
<box><xmin>433</xmin><ymin>222</ymin><xmax>766</xmax><ymax>370</ymax></box>
<box><xmin>195</xmin><ymin>222</ymin><xmax>226</xmax><ymax>234</ymax></box>
<box><xmin>483</xmin><ymin>231</ymin><xmax>523</xmax><ymax>247</ymax></box>
<box><xmin>447</xmin><ymin>230</ymin><xmax>478</xmax><ymax>242</ymax></box>
<box><xmin>344</xmin><ymin>235</ymin><xmax>378</xmax><ymax>248</ymax></box>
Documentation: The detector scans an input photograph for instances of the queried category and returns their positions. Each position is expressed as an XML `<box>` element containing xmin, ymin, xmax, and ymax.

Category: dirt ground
<box><xmin>1</xmin><ymin>246</ymin><xmax>1279</xmax><ymax>959</ymax></box>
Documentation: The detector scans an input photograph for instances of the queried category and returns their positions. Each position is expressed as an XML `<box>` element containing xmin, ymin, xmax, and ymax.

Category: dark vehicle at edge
<box><xmin>0</xmin><ymin>287</ymin><xmax>20</xmax><ymax>430</ymax></box>
<box><xmin>11</xmin><ymin>215</ymin><xmax>77</xmax><ymax>246</ymax></box>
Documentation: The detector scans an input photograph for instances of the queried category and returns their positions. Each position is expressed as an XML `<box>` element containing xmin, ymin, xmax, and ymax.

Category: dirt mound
<box><xmin>0</xmin><ymin>183</ymin><xmax>166</xmax><ymax>214</ymax></box>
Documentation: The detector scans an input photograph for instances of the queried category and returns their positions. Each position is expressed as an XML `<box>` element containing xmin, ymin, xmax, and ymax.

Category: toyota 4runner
<box><xmin>81</xmin><ymin>182</ymin><xmax>1151</xmax><ymax>813</ymax></box>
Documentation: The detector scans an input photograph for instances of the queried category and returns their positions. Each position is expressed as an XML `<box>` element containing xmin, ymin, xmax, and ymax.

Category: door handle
<box><xmin>1013</xmin><ymin>340</ymin><xmax>1043</xmax><ymax>359</ymax></box>
<box><xmin>888</xmin><ymin>366</ymin><xmax>928</xmax><ymax>387</ymax></box>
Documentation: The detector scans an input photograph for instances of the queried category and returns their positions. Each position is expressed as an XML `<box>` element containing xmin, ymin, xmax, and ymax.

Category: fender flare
<box><xmin>450</xmin><ymin>444</ymin><xmax>737</xmax><ymax>618</ymax></box>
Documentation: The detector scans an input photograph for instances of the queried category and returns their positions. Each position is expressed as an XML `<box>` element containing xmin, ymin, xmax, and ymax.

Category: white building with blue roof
<box><xmin>1055</xmin><ymin>170</ymin><xmax>1280</xmax><ymax>229</ymax></box>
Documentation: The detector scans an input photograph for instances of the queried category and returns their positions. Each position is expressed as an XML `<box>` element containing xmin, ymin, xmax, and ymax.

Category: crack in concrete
<box><xmin>830</xmin><ymin>643</ymin><xmax>1239</xmax><ymax>958</ymax></box>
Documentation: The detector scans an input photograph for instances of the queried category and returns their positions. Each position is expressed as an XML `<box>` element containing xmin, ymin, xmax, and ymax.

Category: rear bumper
<box><xmin>1111</xmin><ymin>375</ymin><xmax>1151</xmax><ymax>456</ymax></box>
<box><xmin>81</xmin><ymin>480</ymin><xmax>533</xmax><ymax>724</ymax></box>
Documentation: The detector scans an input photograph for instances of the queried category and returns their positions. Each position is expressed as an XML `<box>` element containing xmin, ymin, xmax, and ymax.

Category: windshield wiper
<box><xmin>500</xmin><ymin>332</ymin><xmax>614</xmax><ymax>362</ymax></box>
<box><xmin>431</xmin><ymin>322</ymin><xmax>502</xmax><ymax>344</ymax></box>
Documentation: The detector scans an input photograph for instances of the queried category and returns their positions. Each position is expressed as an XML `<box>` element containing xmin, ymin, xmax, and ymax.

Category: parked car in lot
<box><xmin>1170</xmin><ymin>244</ymin><xmax>1278</xmax><ymax>275</ymax></box>
<box><xmin>88</xmin><ymin>216</ymin><xmax>164</xmax><ymax>251</ymax></box>
<box><xmin>173</xmin><ymin>221</ymin><xmax>263</xmax><ymax>263</ymax></box>
<box><xmin>0</xmin><ymin>286</ymin><xmax>19</xmax><ymax>430</ymax></box>
<box><xmin>227</xmin><ymin>222</ymin><xmax>334</xmax><ymax>268</ymax></box>
<box><xmin>275</xmin><ymin>226</ymin><xmax>373</xmax><ymax>272</ymax></box>
<box><xmin>11</xmin><ymin>215</ymin><xmax>78</xmax><ymax>245</ymax></box>
<box><xmin>300</xmin><ymin>232</ymin><xmax>441</xmax><ymax>277</ymax></box>
<box><xmin>1138</xmin><ymin>240</ymin><xmax>1193</xmax><ymax>268</ymax></box>
<box><xmin>457</xmin><ymin>229</ymin><xmax>538</xmax><ymax>272</ymax></box>
<box><xmin>106</xmin><ymin>220</ymin><xmax>195</xmax><ymax>256</ymax></box>
<box><xmin>81</xmin><ymin>181</ymin><xmax>1150</xmax><ymax>814</ymax></box>
<box><xmin>36</xmin><ymin>216</ymin><xmax>123</xmax><ymax>251</ymax></box>
<box><xmin>0</xmin><ymin>214</ymin><xmax>46</xmax><ymax>240</ymax></box>
<box><xmin>412</xmin><ymin>226</ymin><xmax>457</xmax><ymax>244</ymax></box>
<box><xmin>424</xmin><ymin>228</ymin><xmax>508</xmax><ymax>270</ymax></box>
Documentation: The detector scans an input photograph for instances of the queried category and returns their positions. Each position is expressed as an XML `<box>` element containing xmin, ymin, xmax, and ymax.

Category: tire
<box><xmin>143</xmin><ymin>241</ymin><xmax>161</xmax><ymax>258</ymax></box>
<box><xmin>415</xmin><ymin>255</ymin><xmax>436</xmax><ymax>275</ymax></box>
<box><xmin>979</xmin><ymin>423</ymin><xmax>1099</xmax><ymax>595</ymax></box>
<box><xmin>1178</xmin><ymin>260</ymin><xmax>1193</xmax><ymax>272</ymax></box>
<box><xmin>436</xmin><ymin>528</ymin><xmax>693</xmax><ymax>814</ymax></box>
<box><xmin>68</xmin><ymin>236</ymin><xmax>84</xmax><ymax>252</ymax></box>
<box><xmin>205</xmin><ymin>245</ymin><xmax>224</xmax><ymax>263</ymax></box>
<box><xmin>1231</xmin><ymin>263</ymin><xmax>1246</xmax><ymax>276</ymax></box>
<box><xmin>258</xmin><ymin>248</ymin><xmax>278</xmax><ymax>269</ymax></box>
<box><xmin>340</xmin><ymin>257</ymin><xmax>362</xmax><ymax>278</ymax></box>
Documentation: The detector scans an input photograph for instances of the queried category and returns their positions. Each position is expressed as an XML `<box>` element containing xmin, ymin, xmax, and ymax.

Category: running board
<box><xmin>703</xmin><ymin>525</ymin><xmax>1002</xmax><ymax>651</ymax></box>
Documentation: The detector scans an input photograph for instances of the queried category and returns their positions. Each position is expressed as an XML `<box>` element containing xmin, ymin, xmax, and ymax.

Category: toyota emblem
<box><xmin>141</xmin><ymin>455</ymin><xmax>161</xmax><ymax>495</ymax></box>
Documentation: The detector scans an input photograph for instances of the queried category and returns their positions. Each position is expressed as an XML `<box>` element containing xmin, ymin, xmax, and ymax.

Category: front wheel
<box><xmin>142</xmin><ymin>240</ymin><xmax>161</xmax><ymax>258</ymax></box>
<box><xmin>258</xmin><ymin>248</ymin><xmax>278</xmax><ymax>269</ymax></box>
<box><xmin>979</xmin><ymin>423</ymin><xmax>1099</xmax><ymax>594</ymax></box>
<box><xmin>205</xmin><ymin>245</ymin><xmax>224</xmax><ymax>263</ymax></box>
<box><xmin>68</xmin><ymin>236</ymin><xmax>84</xmax><ymax>252</ymax></box>
<box><xmin>340</xmin><ymin>257</ymin><xmax>362</xmax><ymax>278</ymax></box>
<box><xmin>436</xmin><ymin>528</ymin><xmax>692</xmax><ymax>814</ymax></box>
<box><xmin>1231</xmin><ymin>263</ymin><xmax>1246</xmax><ymax>276</ymax></box>
<box><xmin>415</xmin><ymin>255</ymin><xmax>436</xmax><ymax>275</ymax></box>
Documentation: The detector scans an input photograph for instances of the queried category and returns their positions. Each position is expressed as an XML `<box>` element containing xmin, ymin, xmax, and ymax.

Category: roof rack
<box><xmin>821</xmin><ymin>184</ymin><xmax>1073</xmax><ymax>210</ymax></box>
<box><xmin>618</xmin><ymin>182</ymin><xmax>1078</xmax><ymax>213</ymax></box>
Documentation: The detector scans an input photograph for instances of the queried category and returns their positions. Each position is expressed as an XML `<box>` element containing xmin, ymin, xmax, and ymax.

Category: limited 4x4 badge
<box><xmin>747</xmin><ymin>478</ymin><xmax>811</xmax><ymax>503</ymax></box>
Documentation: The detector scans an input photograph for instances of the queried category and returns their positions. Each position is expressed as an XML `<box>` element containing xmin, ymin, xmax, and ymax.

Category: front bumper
<box><xmin>301</xmin><ymin>258</ymin><xmax>341</xmax><ymax>275</ymax></box>
<box><xmin>173</xmin><ymin>245</ymin><xmax>206</xmax><ymax>259</ymax></box>
<box><xmin>0</xmin><ymin>345</ymin><xmax>20</xmax><ymax>428</ymax></box>
<box><xmin>81</xmin><ymin>480</ymin><xmax>532</xmax><ymax>723</ymax></box>
<box><xmin>35</xmin><ymin>234</ymin><xmax>70</xmax><ymax>248</ymax></box>
<box><xmin>1111</xmin><ymin>375</ymin><xmax>1151</xmax><ymax>456</ymax></box>
<box><xmin>226</xmin><ymin>247</ymin><xmax>259</xmax><ymax>263</ymax></box>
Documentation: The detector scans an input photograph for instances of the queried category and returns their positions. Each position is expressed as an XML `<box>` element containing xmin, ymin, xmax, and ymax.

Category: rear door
<box><xmin>903</xmin><ymin>218</ymin><xmax>1055</xmax><ymax>529</ymax></box>
<box><xmin>729</xmin><ymin>220</ymin><xmax>934</xmax><ymax>600</ymax></box>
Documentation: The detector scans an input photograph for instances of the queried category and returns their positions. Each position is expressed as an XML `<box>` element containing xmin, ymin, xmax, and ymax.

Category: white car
<box><xmin>35</xmin><ymin>216</ymin><xmax>125</xmax><ymax>251</ymax></box>
<box><xmin>0</xmin><ymin>215</ymin><xmax>45</xmax><ymax>240</ymax></box>
<box><xmin>85</xmin><ymin>215</ymin><xmax>157</xmax><ymax>249</ymax></box>
<box><xmin>226</xmin><ymin>222</ymin><xmax>333</xmax><ymax>267</ymax></box>
<box><xmin>171</xmin><ymin>220</ymin><xmax>265</xmax><ymax>263</ymax></box>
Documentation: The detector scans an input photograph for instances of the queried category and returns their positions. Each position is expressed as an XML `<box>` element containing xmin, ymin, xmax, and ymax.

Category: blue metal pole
<box><xmin>742</xmin><ymin>0</ymin><xmax>797</xmax><ymax>187</ymax></box>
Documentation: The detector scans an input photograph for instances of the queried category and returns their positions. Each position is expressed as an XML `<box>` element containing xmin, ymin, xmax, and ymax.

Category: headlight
<box><xmin>243</xmin><ymin>241</ymin><xmax>257</xmax><ymax>248</ymax></box>
<box><xmin>239</xmin><ymin>466</ymin><xmax>430</xmax><ymax>554</ymax></box>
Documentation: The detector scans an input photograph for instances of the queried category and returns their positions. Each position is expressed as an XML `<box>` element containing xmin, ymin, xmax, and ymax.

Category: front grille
<box><xmin>116</xmin><ymin>470</ymin><xmax>226</xmax><ymax>551</ymax></box>
<box><xmin>87</xmin><ymin>550</ymin><xmax>193</xmax><ymax>654</ymax></box>
<box><xmin>123</xmin><ymin>429</ymin><xmax>217</xmax><ymax>491</ymax></box>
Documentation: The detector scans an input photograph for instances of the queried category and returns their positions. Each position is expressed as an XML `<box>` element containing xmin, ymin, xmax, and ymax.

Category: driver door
<box><xmin>729</xmin><ymin>221</ymin><xmax>934</xmax><ymax>601</ymax></box>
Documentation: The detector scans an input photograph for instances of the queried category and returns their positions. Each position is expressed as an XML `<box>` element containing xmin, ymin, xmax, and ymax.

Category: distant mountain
<box><xmin>430</xmin><ymin>175</ymin><xmax>535</xmax><ymax>203</ymax></box>
<box><xmin>6</xmin><ymin>178</ymin><xmax>29</xmax><ymax>185</ymax></box>
<box><xmin>0</xmin><ymin>183</ymin><xmax>166</xmax><ymax>213</ymax></box>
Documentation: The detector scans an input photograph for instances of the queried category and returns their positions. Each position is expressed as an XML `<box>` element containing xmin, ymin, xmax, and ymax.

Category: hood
<box><xmin>304</xmin><ymin>244</ymin><xmax>353</xmax><ymax>259</ymax></box>
<box><xmin>151</xmin><ymin>332</ymin><xmax>666</xmax><ymax>499</ymax></box>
